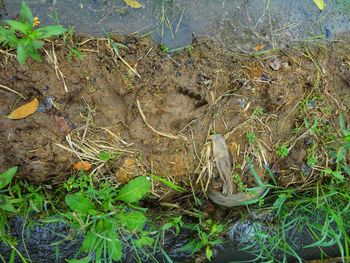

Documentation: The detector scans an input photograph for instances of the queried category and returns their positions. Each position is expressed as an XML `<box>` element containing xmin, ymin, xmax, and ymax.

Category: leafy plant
<box><xmin>63</xmin><ymin>175</ymin><xmax>153</xmax><ymax>262</ymax></box>
<box><xmin>181</xmin><ymin>216</ymin><xmax>224</xmax><ymax>260</ymax></box>
<box><xmin>246</xmin><ymin>131</ymin><xmax>256</xmax><ymax>144</ymax></box>
<box><xmin>0</xmin><ymin>1</ymin><xmax>66</xmax><ymax>64</ymax></box>
<box><xmin>276</xmin><ymin>144</ymin><xmax>289</xmax><ymax>158</ymax></box>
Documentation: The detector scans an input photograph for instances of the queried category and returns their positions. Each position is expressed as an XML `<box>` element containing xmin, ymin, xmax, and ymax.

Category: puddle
<box><xmin>1</xmin><ymin>0</ymin><xmax>350</xmax><ymax>50</ymax></box>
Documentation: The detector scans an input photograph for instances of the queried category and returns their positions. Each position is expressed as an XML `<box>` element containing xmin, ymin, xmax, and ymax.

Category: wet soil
<box><xmin>1</xmin><ymin>35</ymin><xmax>350</xmax><ymax>200</ymax></box>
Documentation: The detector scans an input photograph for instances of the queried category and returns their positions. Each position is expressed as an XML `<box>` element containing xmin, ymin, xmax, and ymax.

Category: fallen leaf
<box><xmin>7</xmin><ymin>98</ymin><xmax>38</xmax><ymax>119</ymax></box>
<box><xmin>254</xmin><ymin>44</ymin><xmax>265</xmax><ymax>51</ymax></box>
<box><xmin>54</xmin><ymin>115</ymin><xmax>74</xmax><ymax>136</ymax></box>
<box><xmin>312</xmin><ymin>0</ymin><xmax>325</xmax><ymax>11</ymax></box>
<box><xmin>73</xmin><ymin>161</ymin><xmax>92</xmax><ymax>171</ymax></box>
<box><xmin>124</xmin><ymin>0</ymin><xmax>143</xmax><ymax>8</ymax></box>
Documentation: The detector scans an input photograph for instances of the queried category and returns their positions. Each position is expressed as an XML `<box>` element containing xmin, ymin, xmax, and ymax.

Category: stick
<box><xmin>137</xmin><ymin>100</ymin><xmax>185</xmax><ymax>140</ymax></box>
<box><xmin>0</xmin><ymin>84</ymin><xmax>27</xmax><ymax>99</ymax></box>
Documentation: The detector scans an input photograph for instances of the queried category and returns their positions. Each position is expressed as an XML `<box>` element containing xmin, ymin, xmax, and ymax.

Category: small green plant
<box><xmin>246</xmin><ymin>131</ymin><xmax>256</xmax><ymax>144</ymax></box>
<box><xmin>181</xmin><ymin>215</ymin><xmax>224</xmax><ymax>261</ymax></box>
<box><xmin>160</xmin><ymin>43</ymin><xmax>169</xmax><ymax>54</ymax></box>
<box><xmin>306</xmin><ymin>143</ymin><xmax>317</xmax><ymax>167</ymax></box>
<box><xmin>63</xmin><ymin>26</ymin><xmax>82</xmax><ymax>60</ymax></box>
<box><xmin>0</xmin><ymin>1</ymin><xmax>66</xmax><ymax>64</ymax></box>
<box><xmin>276</xmin><ymin>144</ymin><xmax>289</xmax><ymax>158</ymax></box>
<box><xmin>232</xmin><ymin>172</ymin><xmax>246</xmax><ymax>192</ymax></box>
<box><xmin>253</xmin><ymin>107</ymin><xmax>264</xmax><ymax>116</ymax></box>
<box><xmin>63</xmin><ymin>174</ymin><xmax>154</xmax><ymax>262</ymax></box>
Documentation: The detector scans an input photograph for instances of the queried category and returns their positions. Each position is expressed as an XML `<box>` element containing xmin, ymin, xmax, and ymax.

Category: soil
<box><xmin>0</xmin><ymin>34</ymin><xmax>349</xmax><ymax>201</ymax></box>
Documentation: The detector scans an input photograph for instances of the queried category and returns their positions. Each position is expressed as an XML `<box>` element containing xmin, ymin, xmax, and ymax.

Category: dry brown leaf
<box><xmin>124</xmin><ymin>0</ymin><xmax>143</xmax><ymax>8</ymax></box>
<box><xmin>7</xmin><ymin>98</ymin><xmax>39</xmax><ymax>119</ymax></box>
<box><xmin>73</xmin><ymin>161</ymin><xmax>92</xmax><ymax>171</ymax></box>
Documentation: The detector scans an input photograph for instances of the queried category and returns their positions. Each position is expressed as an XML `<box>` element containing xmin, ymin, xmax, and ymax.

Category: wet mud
<box><xmin>1</xmin><ymin>35</ymin><xmax>350</xmax><ymax>198</ymax></box>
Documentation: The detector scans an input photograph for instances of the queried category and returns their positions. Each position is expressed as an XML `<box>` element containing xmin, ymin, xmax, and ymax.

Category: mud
<box><xmin>1</xmin><ymin>35</ymin><xmax>350</xmax><ymax>198</ymax></box>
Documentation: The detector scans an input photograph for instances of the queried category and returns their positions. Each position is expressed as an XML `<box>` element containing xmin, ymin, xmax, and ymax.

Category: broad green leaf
<box><xmin>81</xmin><ymin>230</ymin><xmax>98</xmax><ymax>252</ymax></box>
<box><xmin>32</xmin><ymin>40</ymin><xmax>44</xmax><ymax>49</ymax></box>
<box><xmin>5</xmin><ymin>20</ymin><xmax>31</xmax><ymax>34</ymax></box>
<box><xmin>65</xmin><ymin>192</ymin><xmax>97</xmax><ymax>215</ymax></box>
<box><xmin>28</xmin><ymin>49</ymin><xmax>42</xmax><ymax>62</ymax></box>
<box><xmin>312</xmin><ymin>0</ymin><xmax>325</xmax><ymax>10</ymax></box>
<box><xmin>36</xmin><ymin>25</ymin><xmax>66</xmax><ymax>39</ymax></box>
<box><xmin>206</xmin><ymin>246</ymin><xmax>213</xmax><ymax>260</ymax></box>
<box><xmin>106</xmin><ymin>232</ymin><xmax>122</xmax><ymax>261</ymax></box>
<box><xmin>0</xmin><ymin>167</ymin><xmax>17</xmax><ymax>189</ymax></box>
<box><xmin>19</xmin><ymin>1</ymin><xmax>34</xmax><ymax>27</ymax></box>
<box><xmin>117</xmin><ymin>210</ymin><xmax>147</xmax><ymax>231</ymax></box>
<box><xmin>116</xmin><ymin>176</ymin><xmax>151</xmax><ymax>203</ymax></box>
<box><xmin>0</xmin><ymin>195</ymin><xmax>15</xmax><ymax>212</ymax></box>
<box><xmin>17</xmin><ymin>43</ymin><xmax>27</xmax><ymax>65</ymax></box>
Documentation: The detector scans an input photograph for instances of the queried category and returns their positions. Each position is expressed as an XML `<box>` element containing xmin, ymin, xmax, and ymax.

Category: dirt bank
<box><xmin>1</xmin><ymin>35</ymin><xmax>349</xmax><ymax>201</ymax></box>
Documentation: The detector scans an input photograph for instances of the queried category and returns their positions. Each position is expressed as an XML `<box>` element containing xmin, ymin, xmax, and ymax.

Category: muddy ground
<box><xmin>0</xmin><ymin>35</ymin><xmax>349</xmax><ymax>203</ymax></box>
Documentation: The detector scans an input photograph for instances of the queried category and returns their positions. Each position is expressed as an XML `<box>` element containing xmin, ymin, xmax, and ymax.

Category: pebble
<box><xmin>269</xmin><ymin>57</ymin><xmax>281</xmax><ymax>71</ymax></box>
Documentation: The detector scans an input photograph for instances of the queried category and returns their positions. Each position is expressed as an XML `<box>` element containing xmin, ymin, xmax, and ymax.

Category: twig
<box><xmin>0</xmin><ymin>83</ymin><xmax>27</xmax><ymax>99</ymax></box>
<box><xmin>137</xmin><ymin>100</ymin><xmax>185</xmax><ymax>140</ymax></box>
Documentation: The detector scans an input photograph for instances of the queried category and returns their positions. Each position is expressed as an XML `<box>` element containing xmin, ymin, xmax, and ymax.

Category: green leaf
<box><xmin>66</xmin><ymin>256</ymin><xmax>91</xmax><ymax>263</ymax></box>
<box><xmin>0</xmin><ymin>194</ymin><xmax>16</xmax><ymax>212</ymax></box>
<box><xmin>17</xmin><ymin>43</ymin><xmax>27</xmax><ymax>65</ymax></box>
<box><xmin>5</xmin><ymin>20</ymin><xmax>31</xmax><ymax>34</ymax></box>
<box><xmin>106</xmin><ymin>233</ymin><xmax>122</xmax><ymax>261</ymax></box>
<box><xmin>312</xmin><ymin>0</ymin><xmax>325</xmax><ymax>11</ymax></box>
<box><xmin>117</xmin><ymin>210</ymin><xmax>147</xmax><ymax>231</ymax></box>
<box><xmin>19</xmin><ymin>1</ymin><xmax>34</xmax><ymax>27</ymax></box>
<box><xmin>116</xmin><ymin>176</ymin><xmax>151</xmax><ymax>203</ymax></box>
<box><xmin>342</xmin><ymin>165</ymin><xmax>350</xmax><ymax>176</ymax></box>
<box><xmin>206</xmin><ymin>246</ymin><xmax>213</xmax><ymax>260</ymax></box>
<box><xmin>0</xmin><ymin>167</ymin><xmax>17</xmax><ymax>189</ymax></box>
<box><xmin>81</xmin><ymin>230</ymin><xmax>99</xmax><ymax>252</ymax></box>
<box><xmin>36</xmin><ymin>25</ymin><xmax>66</xmax><ymax>39</ymax></box>
<box><xmin>150</xmin><ymin>174</ymin><xmax>185</xmax><ymax>192</ymax></box>
<box><xmin>65</xmin><ymin>192</ymin><xmax>97</xmax><ymax>215</ymax></box>
<box><xmin>28</xmin><ymin>49</ymin><xmax>42</xmax><ymax>62</ymax></box>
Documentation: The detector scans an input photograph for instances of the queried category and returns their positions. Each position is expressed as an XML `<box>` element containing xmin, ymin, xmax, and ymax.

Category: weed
<box><xmin>232</xmin><ymin>172</ymin><xmax>246</xmax><ymax>192</ymax></box>
<box><xmin>246</xmin><ymin>131</ymin><xmax>257</xmax><ymax>144</ymax></box>
<box><xmin>63</xmin><ymin>27</ymin><xmax>82</xmax><ymax>60</ymax></box>
<box><xmin>62</xmin><ymin>174</ymin><xmax>153</xmax><ymax>262</ymax></box>
<box><xmin>253</xmin><ymin>107</ymin><xmax>264</xmax><ymax>116</ymax></box>
<box><xmin>160</xmin><ymin>43</ymin><xmax>170</xmax><ymax>54</ymax></box>
<box><xmin>0</xmin><ymin>1</ymin><xmax>66</xmax><ymax>64</ymax></box>
<box><xmin>276</xmin><ymin>144</ymin><xmax>289</xmax><ymax>158</ymax></box>
<box><xmin>181</xmin><ymin>215</ymin><xmax>224</xmax><ymax>261</ymax></box>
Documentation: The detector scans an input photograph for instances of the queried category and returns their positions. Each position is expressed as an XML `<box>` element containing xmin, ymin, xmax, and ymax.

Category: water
<box><xmin>1</xmin><ymin>0</ymin><xmax>350</xmax><ymax>50</ymax></box>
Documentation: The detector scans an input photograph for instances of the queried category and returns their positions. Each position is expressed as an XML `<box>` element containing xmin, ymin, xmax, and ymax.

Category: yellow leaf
<box><xmin>124</xmin><ymin>0</ymin><xmax>143</xmax><ymax>8</ymax></box>
<box><xmin>312</xmin><ymin>0</ymin><xmax>325</xmax><ymax>11</ymax></box>
<box><xmin>73</xmin><ymin>161</ymin><xmax>92</xmax><ymax>171</ymax></box>
<box><xmin>7</xmin><ymin>98</ymin><xmax>39</xmax><ymax>119</ymax></box>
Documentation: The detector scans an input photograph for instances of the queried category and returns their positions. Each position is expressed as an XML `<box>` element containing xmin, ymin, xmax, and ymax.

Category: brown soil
<box><xmin>0</xmin><ymin>35</ymin><xmax>349</xmax><ymax>200</ymax></box>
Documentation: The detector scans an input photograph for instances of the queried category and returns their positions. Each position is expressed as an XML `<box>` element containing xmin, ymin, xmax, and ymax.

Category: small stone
<box><xmin>269</xmin><ymin>57</ymin><xmax>281</xmax><ymax>71</ymax></box>
<box><xmin>261</xmin><ymin>73</ymin><xmax>270</xmax><ymax>82</ymax></box>
<box><xmin>301</xmin><ymin>163</ymin><xmax>312</xmax><ymax>176</ymax></box>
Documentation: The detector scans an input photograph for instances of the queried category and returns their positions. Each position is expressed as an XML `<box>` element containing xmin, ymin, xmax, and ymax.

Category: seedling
<box><xmin>276</xmin><ymin>144</ymin><xmax>289</xmax><ymax>158</ymax></box>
